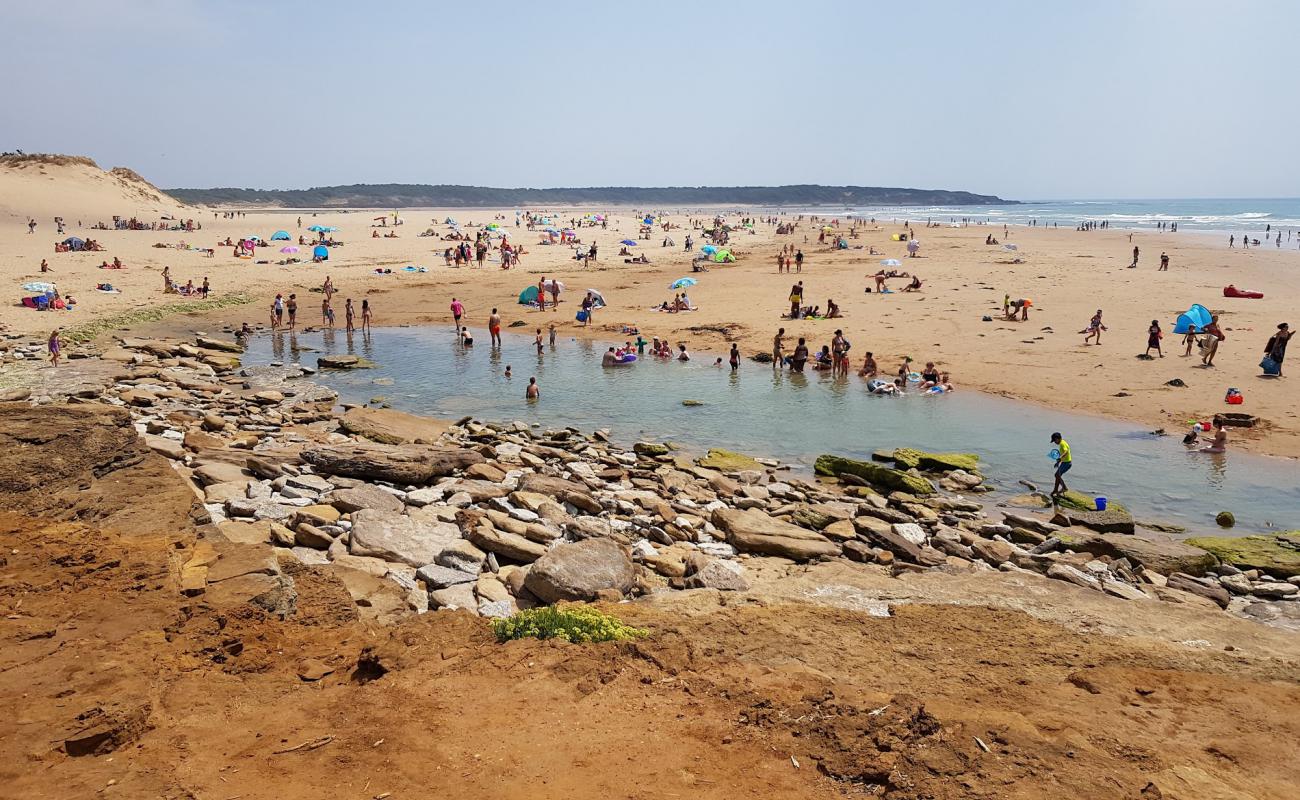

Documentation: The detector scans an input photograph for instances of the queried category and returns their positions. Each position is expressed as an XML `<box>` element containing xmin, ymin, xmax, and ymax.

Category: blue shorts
<box><xmin>1055</xmin><ymin>461</ymin><xmax>1072</xmax><ymax>477</ymax></box>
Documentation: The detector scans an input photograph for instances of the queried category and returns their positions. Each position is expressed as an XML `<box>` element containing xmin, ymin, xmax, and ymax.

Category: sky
<box><xmin>3</xmin><ymin>0</ymin><xmax>1298</xmax><ymax>200</ymax></box>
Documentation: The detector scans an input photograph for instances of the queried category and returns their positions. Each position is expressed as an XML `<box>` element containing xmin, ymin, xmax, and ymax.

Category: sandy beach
<box><xmin>5</xmin><ymin>157</ymin><xmax>1299</xmax><ymax>459</ymax></box>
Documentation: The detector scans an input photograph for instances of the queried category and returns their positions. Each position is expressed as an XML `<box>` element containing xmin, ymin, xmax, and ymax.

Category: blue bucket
<box><xmin>1095</xmin><ymin>497</ymin><xmax>1108</xmax><ymax>511</ymax></box>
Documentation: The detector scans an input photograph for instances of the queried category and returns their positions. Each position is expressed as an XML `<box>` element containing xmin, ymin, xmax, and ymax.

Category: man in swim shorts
<box><xmin>488</xmin><ymin>308</ymin><xmax>502</xmax><ymax>347</ymax></box>
<box><xmin>1050</xmin><ymin>432</ymin><xmax>1072</xmax><ymax>496</ymax></box>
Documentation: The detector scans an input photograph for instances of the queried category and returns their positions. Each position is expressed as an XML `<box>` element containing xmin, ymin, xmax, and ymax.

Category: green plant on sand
<box><xmin>61</xmin><ymin>293</ymin><xmax>254</xmax><ymax>344</ymax></box>
<box><xmin>491</xmin><ymin>606</ymin><xmax>648</xmax><ymax>644</ymax></box>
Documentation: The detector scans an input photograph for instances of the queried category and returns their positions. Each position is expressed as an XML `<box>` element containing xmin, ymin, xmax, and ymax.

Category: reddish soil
<box><xmin>2</xmin><ymin>405</ymin><xmax>1298</xmax><ymax>799</ymax></box>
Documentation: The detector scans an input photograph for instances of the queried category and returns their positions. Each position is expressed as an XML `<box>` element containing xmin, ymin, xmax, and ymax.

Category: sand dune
<box><xmin>0</xmin><ymin>154</ymin><xmax>186</xmax><ymax>223</ymax></box>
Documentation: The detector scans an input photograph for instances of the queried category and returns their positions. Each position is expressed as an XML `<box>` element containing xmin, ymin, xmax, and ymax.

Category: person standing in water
<box><xmin>526</xmin><ymin>376</ymin><xmax>540</xmax><ymax>400</ymax></box>
<box><xmin>345</xmin><ymin>298</ymin><xmax>355</xmax><ymax>333</ymax></box>
<box><xmin>534</xmin><ymin>327</ymin><xmax>544</xmax><ymax>354</ymax></box>
<box><xmin>286</xmin><ymin>294</ymin><xmax>298</xmax><ymax>331</ymax></box>
<box><xmin>361</xmin><ymin>299</ymin><xmax>372</xmax><ymax>332</ymax></box>
<box><xmin>772</xmin><ymin>327</ymin><xmax>785</xmax><ymax>367</ymax></box>
<box><xmin>728</xmin><ymin>343</ymin><xmax>740</xmax><ymax>371</ymax></box>
<box><xmin>1049</xmin><ymin>432</ymin><xmax>1072</xmax><ymax>497</ymax></box>
<box><xmin>488</xmin><ymin>308</ymin><xmax>502</xmax><ymax>348</ymax></box>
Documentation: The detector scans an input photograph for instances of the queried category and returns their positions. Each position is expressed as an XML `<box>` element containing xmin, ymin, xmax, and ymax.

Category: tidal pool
<box><xmin>245</xmin><ymin>326</ymin><xmax>1300</xmax><ymax>535</ymax></box>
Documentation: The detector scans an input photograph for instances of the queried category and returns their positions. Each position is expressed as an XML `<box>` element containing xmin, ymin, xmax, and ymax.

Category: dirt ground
<box><xmin>2</xmin><ymin>408</ymin><xmax>1298</xmax><ymax>799</ymax></box>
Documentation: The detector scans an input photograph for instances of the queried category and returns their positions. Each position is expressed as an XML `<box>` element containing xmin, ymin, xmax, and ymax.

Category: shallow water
<box><xmin>246</xmin><ymin>326</ymin><xmax>1300</xmax><ymax>534</ymax></box>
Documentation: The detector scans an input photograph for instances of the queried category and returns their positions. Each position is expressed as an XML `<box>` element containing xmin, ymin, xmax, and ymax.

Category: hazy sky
<box><xmin>5</xmin><ymin>0</ymin><xmax>1297</xmax><ymax>200</ymax></box>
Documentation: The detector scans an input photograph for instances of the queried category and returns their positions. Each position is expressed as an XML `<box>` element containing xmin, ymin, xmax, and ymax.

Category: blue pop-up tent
<box><xmin>518</xmin><ymin>285</ymin><xmax>540</xmax><ymax>305</ymax></box>
<box><xmin>270</xmin><ymin>230</ymin><xmax>291</xmax><ymax>240</ymax></box>
<box><xmin>313</xmin><ymin>245</ymin><xmax>329</xmax><ymax>260</ymax></box>
<box><xmin>1173</xmin><ymin>303</ymin><xmax>1212</xmax><ymax>334</ymax></box>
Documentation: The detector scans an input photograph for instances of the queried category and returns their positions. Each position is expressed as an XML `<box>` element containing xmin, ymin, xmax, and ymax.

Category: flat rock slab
<box><xmin>349</xmin><ymin>509</ymin><xmax>461</xmax><ymax>567</ymax></box>
<box><xmin>1055</xmin><ymin>528</ymin><xmax>1217</xmax><ymax>576</ymax></box>
<box><xmin>339</xmin><ymin>407</ymin><xmax>452</xmax><ymax>445</ymax></box>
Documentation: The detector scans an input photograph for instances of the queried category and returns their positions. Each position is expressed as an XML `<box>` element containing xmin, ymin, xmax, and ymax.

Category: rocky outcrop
<box><xmin>302</xmin><ymin>443</ymin><xmax>483</xmax><ymax>484</ymax></box>
<box><xmin>1185</xmin><ymin>532</ymin><xmax>1300</xmax><ymax>578</ymax></box>
<box><xmin>1054</xmin><ymin>529</ymin><xmax>1217</xmax><ymax>576</ymax></box>
<box><xmin>887</xmin><ymin>448</ymin><xmax>980</xmax><ymax>473</ymax></box>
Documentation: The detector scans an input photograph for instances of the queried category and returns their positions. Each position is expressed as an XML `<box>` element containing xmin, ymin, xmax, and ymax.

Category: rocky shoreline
<box><xmin>4</xmin><ymin>330</ymin><xmax>1299</xmax><ymax>629</ymax></box>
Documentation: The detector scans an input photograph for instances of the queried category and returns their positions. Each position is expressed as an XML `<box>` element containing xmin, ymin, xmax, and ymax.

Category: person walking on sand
<box><xmin>1202</xmin><ymin>314</ymin><xmax>1225</xmax><ymax>367</ymax></box>
<box><xmin>361</xmin><ymin>299</ymin><xmax>372</xmax><ymax>333</ymax></box>
<box><xmin>47</xmin><ymin>328</ymin><xmax>61</xmax><ymax>367</ymax></box>
<box><xmin>1129</xmin><ymin>245</ymin><xmax>1139</xmax><ymax>268</ymax></box>
<box><xmin>548</xmin><ymin>279</ymin><xmax>560</xmax><ymax>311</ymax></box>
<box><xmin>1264</xmin><ymin>322</ymin><xmax>1293</xmax><ymax>376</ymax></box>
<box><xmin>450</xmin><ymin>297</ymin><xmax>465</xmax><ymax>329</ymax></box>
<box><xmin>795</xmin><ymin>249</ymin><xmax>804</xmax><ymax>273</ymax></box>
<box><xmin>789</xmin><ymin>281</ymin><xmax>804</xmax><ymax>319</ymax></box>
<box><xmin>1049</xmin><ymin>432</ymin><xmax>1072</xmax><ymax>496</ymax></box>
<box><xmin>1177</xmin><ymin>322</ymin><xmax>1198</xmax><ymax>356</ymax></box>
<box><xmin>580</xmin><ymin>292</ymin><xmax>594</xmax><ymax>327</ymax></box>
<box><xmin>772</xmin><ymin>327</ymin><xmax>785</xmax><ymax>367</ymax></box>
<box><xmin>1159</xmin><ymin>251</ymin><xmax>1169</xmax><ymax>271</ymax></box>
<box><xmin>1083</xmin><ymin>309</ymin><xmax>1106</xmax><ymax>345</ymax></box>
<box><xmin>526</xmin><ymin>376</ymin><xmax>540</xmax><ymax>400</ymax></box>
<box><xmin>537</xmin><ymin>277</ymin><xmax>547</xmax><ymax>311</ymax></box>
<box><xmin>1146</xmin><ymin>319</ymin><xmax>1164</xmax><ymax>358</ymax></box>
<box><xmin>488</xmin><ymin>308</ymin><xmax>502</xmax><ymax>348</ymax></box>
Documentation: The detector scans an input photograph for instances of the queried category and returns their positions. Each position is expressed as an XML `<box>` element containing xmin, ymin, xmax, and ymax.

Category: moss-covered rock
<box><xmin>695</xmin><ymin>448</ymin><xmax>762</xmax><ymax>472</ymax></box>
<box><xmin>1215</xmin><ymin>511</ymin><xmax>1235</xmax><ymax>528</ymax></box>
<box><xmin>1054</xmin><ymin>490</ymin><xmax>1128</xmax><ymax>515</ymax></box>
<box><xmin>1051</xmin><ymin>506</ymin><xmax>1135</xmax><ymax>535</ymax></box>
<box><xmin>814</xmin><ymin>455</ymin><xmax>934</xmax><ymax>496</ymax></box>
<box><xmin>633</xmin><ymin>442</ymin><xmax>673</xmax><ymax>457</ymax></box>
<box><xmin>1184</xmin><ymin>532</ymin><xmax>1300</xmax><ymax>578</ymax></box>
<box><xmin>890</xmin><ymin>448</ymin><xmax>981</xmax><ymax>473</ymax></box>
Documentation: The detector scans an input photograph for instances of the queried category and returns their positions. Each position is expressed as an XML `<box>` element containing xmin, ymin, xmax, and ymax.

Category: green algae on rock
<box><xmin>695</xmin><ymin>448</ymin><xmax>762</xmax><ymax>472</ymax></box>
<box><xmin>814</xmin><ymin>455</ymin><xmax>934</xmax><ymax>496</ymax></box>
<box><xmin>1185</xmin><ymin>532</ymin><xmax>1300</xmax><ymax>578</ymax></box>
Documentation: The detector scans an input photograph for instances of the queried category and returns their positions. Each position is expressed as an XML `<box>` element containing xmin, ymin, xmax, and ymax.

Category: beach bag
<box><xmin>576</xmin><ymin>310</ymin><xmax>589</xmax><ymax>322</ymax></box>
<box><xmin>1260</xmin><ymin>356</ymin><xmax>1281</xmax><ymax>376</ymax></box>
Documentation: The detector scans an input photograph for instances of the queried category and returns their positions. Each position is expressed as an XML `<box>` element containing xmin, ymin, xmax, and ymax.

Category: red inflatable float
<box><xmin>1223</xmin><ymin>284</ymin><xmax>1264</xmax><ymax>299</ymax></box>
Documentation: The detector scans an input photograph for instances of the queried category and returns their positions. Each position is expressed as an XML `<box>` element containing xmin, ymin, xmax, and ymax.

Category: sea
<box><xmin>789</xmin><ymin>198</ymin><xmax>1300</xmax><ymax>237</ymax></box>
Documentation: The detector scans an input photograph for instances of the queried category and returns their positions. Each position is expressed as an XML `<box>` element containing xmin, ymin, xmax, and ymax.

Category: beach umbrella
<box><xmin>620</xmin><ymin>239</ymin><xmax>637</xmax><ymax>246</ymax></box>
<box><xmin>700</xmin><ymin>244</ymin><xmax>718</xmax><ymax>255</ymax></box>
<box><xmin>670</xmin><ymin>277</ymin><xmax>697</xmax><ymax>290</ymax></box>
<box><xmin>486</xmin><ymin>223</ymin><xmax>501</xmax><ymax>230</ymax></box>
<box><xmin>543</xmin><ymin>279</ymin><xmax>565</xmax><ymax>292</ymax></box>
<box><xmin>586</xmin><ymin>289</ymin><xmax>607</xmax><ymax>307</ymax></box>
<box><xmin>307</xmin><ymin>225</ymin><xmax>326</xmax><ymax>232</ymax></box>
<box><xmin>822</xmin><ymin>225</ymin><xmax>834</xmax><ymax>232</ymax></box>
<box><xmin>881</xmin><ymin>258</ymin><xmax>902</xmax><ymax>267</ymax></box>
<box><xmin>542</xmin><ymin>226</ymin><xmax>558</xmax><ymax>233</ymax></box>
<box><xmin>22</xmin><ymin>281</ymin><xmax>56</xmax><ymax>293</ymax></box>
<box><xmin>280</xmin><ymin>246</ymin><xmax>299</xmax><ymax>253</ymax></box>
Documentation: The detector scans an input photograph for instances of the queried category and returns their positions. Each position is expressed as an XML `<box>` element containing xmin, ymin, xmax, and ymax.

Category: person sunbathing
<box><xmin>902</xmin><ymin>275</ymin><xmax>922</xmax><ymax>292</ymax></box>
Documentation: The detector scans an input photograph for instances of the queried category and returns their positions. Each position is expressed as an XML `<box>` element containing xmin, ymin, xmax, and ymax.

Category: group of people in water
<box><xmin>767</xmin><ymin>326</ymin><xmax>953</xmax><ymax>394</ymax></box>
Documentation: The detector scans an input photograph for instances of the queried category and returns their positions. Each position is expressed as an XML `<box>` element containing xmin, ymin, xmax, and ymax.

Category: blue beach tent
<box><xmin>313</xmin><ymin>245</ymin><xmax>329</xmax><ymax>260</ymax></box>
<box><xmin>270</xmin><ymin>230</ymin><xmax>291</xmax><ymax>240</ymax></box>
<box><xmin>1173</xmin><ymin>303</ymin><xmax>1212</xmax><ymax>334</ymax></box>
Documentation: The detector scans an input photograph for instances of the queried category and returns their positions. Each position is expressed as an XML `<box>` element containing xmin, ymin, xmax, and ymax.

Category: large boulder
<box><xmin>1184</xmin><ymin>532</ymin><xmax>1300</xmax><ymax>578</ymax></box>
<box><xmin>1054</xmin><ymin>528</ymin><xmax>1218</xmax><ymax>576</ymax></box>
<box><xmin>814</xmin><ymin>455</ymin><xmax>934</xmax><ymax>496</ymax></box>
<box><xmin>710</xmin><ymin>507</ymin><xmax>841</xmax><ymax>561</ymax></box>
<box><xmin>348</xmin><ymin>509</ymin><xmax>460</xmax><ymax>567</ymax></box>
<box><xmin>339</xmin><ymin>407</ymin><xmax>452</xmax><ymax>445</ymax></box>
<box><xmin>302</xmin><ymin>443</ymin><xmax>483</xmax><ymax>485</ymax></box>
<box><xmin>889</xmin><ymin>448</ymin><xmax>980</xmax><ymax>473</ymax></box>
<box><xmin>523</xmin><ymin>538</ymin><xmax>636</xmax><ymax>603</ymax></box>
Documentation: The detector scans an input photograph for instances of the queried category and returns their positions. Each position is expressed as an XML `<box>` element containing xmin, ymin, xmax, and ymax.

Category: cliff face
<box><xmin>167</xmin><ymin>183</ymin><xmax>1017</xmax><ymax>208</ymax></box>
